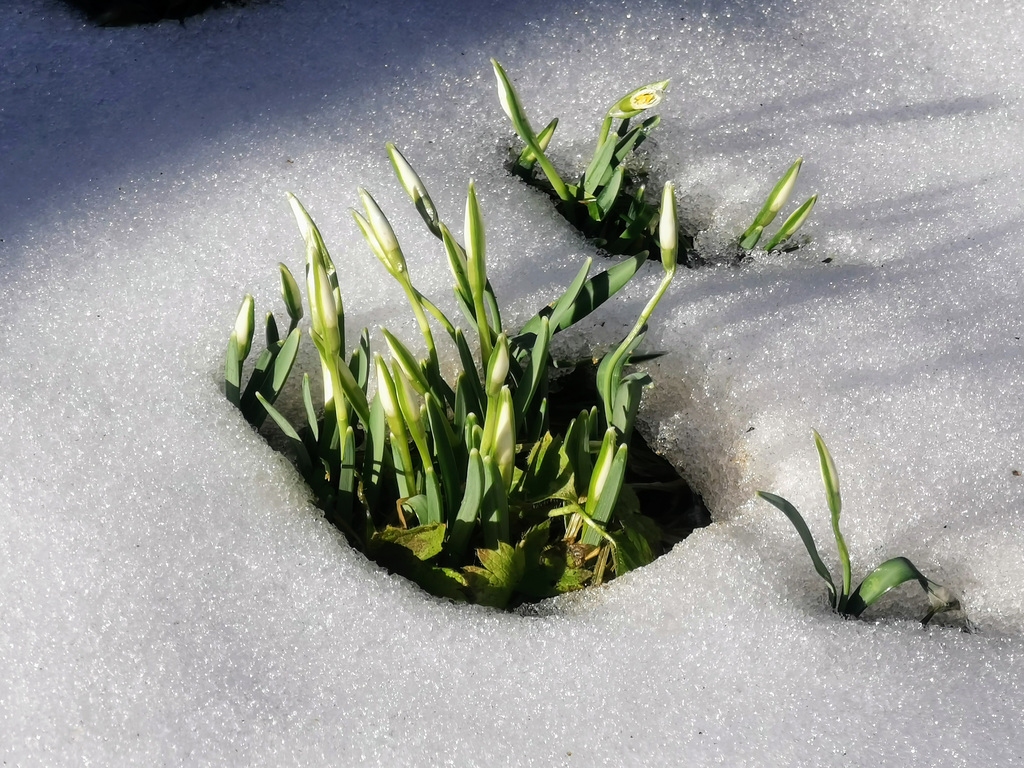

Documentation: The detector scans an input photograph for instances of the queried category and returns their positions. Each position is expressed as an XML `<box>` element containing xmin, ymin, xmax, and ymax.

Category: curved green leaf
<box><xmin>756</xmin><ymin>490</ymin><xmax>838</xmax><ymax>608</ymax></box>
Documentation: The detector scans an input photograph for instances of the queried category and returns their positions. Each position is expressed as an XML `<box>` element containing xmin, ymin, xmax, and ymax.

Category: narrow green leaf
<box><xmin>270</xmin><ymin>327</ymin><xmax>301</xmax><ymax>397</ymax></box>
<box><xmin>756</xmin><ymin>490</ymin><xmax>838</xmax><ymax>608</ymax></box>
<box><xmin>583</xmin><ymin>133</ymin><xmax>619</xmax><ymax>198</ymax></box>
<box><xmin>256</xmin><ymin>392</ymin><xmax>313</xmax><ymax>478</ymax></box>
<box><xmin>425</xmin><ymin>392</ymin><xmax>460</xmax><ymax>522</ymax></box>
<box><xmin>763</xmin><ymin>194</ymin><xmax>817</xmax><ymax>252</ymax></box>
<box><xmin>454</xmin><ymin>328</ymin><xmax>485</xmax><ymax>417</ymax></box>
<box><xmin>515</xmin><ymin>253</ymin><xmax>646</xmax><ymax>341</ymax></box>
<box><xmin>512</xmin><ymin>316</ymin><xmax>551</xmax><ymax>431</ymax></box>
<box><xmin>225</xmin><ymin>335</ymin><xmax>242</xmax><ymax>408</ymax></box>
<box><xmin>448</xmin><ymin>448</ymin><xmax>485</xmax><ymax>562</ymax></box>
<box><xmin>301</xmin><ymin>372</ymin><xmax>319</xmax><ymax>441</ymax></box>
<box><xmin>581</xmin><ymin>439</ymin><xmax>628</xmax><ymax>546</ymax></box>
<box><xmin>265</xmin><ymin>312</ymin><xmax>280</xmax><ymax>348</ymax></box>
<box><xmin>362</xmin><ymin>393</ymin><xmax>388</xmax><ymax>518</ymax></box>
<box><xmin>423</xmin><ymin>466</ymin><xmax>444</xmax><ymax>526</ymax></box>
<box><xmin>592</xmin><ymin>166</ymin><xmax>624</xmax><ymax>220</ymax></box>
<box><xmin>481</xmin><ymin>455</ymin><xmax>510</xmax><ymax>549</ymax></box>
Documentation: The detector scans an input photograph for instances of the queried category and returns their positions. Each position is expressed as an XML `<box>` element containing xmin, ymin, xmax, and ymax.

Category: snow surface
<box><xmin>2</xmin><ymin>0</ymin><xmax>1023</xmax><ymax>764</ymax></box>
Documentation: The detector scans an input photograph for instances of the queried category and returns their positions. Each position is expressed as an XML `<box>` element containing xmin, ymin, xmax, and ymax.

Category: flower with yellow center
<box><xmin>607</xmin><ymin>79</ymin><xmax>670</xmax><ymax>120</ymax></box>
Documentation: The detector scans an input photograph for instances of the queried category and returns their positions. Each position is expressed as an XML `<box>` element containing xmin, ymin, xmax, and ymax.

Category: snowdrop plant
<box><xmin>757</xmin><ymin>431</ymin><xmax>962</xmax><ymax>626</ymax></box>
<box><xmin>738</xmin><ymin>158</ymin><xmax>817</xmax><ymax>253</ymax></box>
<box><xmin>493</xmin><ymin>59</ymin><xmax>686</xmax><ymax>263</ymax></box>
<box><xmin>226</xmin><ymin>148</ymin><xmax>684</xmax><ymax>608</ymax></box>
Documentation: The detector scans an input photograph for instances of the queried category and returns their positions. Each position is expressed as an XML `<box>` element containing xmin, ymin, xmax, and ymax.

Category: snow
<box><xmin>2</xmin><ymin>0</ymin><xmax>1023</xmax><ymax>764</ymax></box>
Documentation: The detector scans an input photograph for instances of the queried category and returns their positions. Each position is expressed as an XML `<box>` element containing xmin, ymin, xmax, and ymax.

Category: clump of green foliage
<box><xmin>492</xmin><ymin>59</ymin><xmax>817</xmax><ymax>264</ymax></box>
<box><xmin>227</xmin><ymin>145</ymin><xmax>691</xmax><ymax>609</ymax></box>
<box><xmin>757</xmin><ymin>431</ymin><xmax>963</xmax><ymax>626</ymax></box>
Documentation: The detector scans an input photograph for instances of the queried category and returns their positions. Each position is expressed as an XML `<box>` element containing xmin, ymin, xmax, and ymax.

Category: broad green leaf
<box><xmin>756</xmin><ymin>490</ymin><xmax>838</xmax><ymax>608</ymax></box>
<box><xmin>463</xmin><ymin>541</ymin><xmax>525</xmax><ymax>608</ymax></box>
<box><xmin>846</xmin><ymin>556</ymin><xmax>960</xmax><ymax>625</ymax></box>
<box><xmin>610</xmin><ymin>525</ymin><xmax>655</xmax><ymax>575</ymax></box>
<box><xmin>372</xmin><ymin>523</ymin><xmax>446</xmax><ymax>561</ymax></box>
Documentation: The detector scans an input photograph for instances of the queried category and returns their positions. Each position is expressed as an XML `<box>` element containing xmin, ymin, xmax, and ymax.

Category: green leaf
<box><xmin>270</xmin><ymin>328</ymin><xmax>301</xmax><ymax>397</ymax></box>
<box><xmin>265</xmin><ymin>312</ymin><xmax>280</xmax><ymax>348</ymax></box>
<box><xmin>763</xmin><ymin>195</ymin><xmax>817</xmax><ymax>252</ymax></box>
<box><xmin>581</xmin><ymin>437</ymin><xmax>628</xmax><ymax>547</ymax></box>
<box><xmin>481</xmin><ymin>455</ymin><xmax>510</xmax><ymax>549</ymax></box>
<box><xmin>610</xmin><ymin>525</ymin><xmax>655</xmax><ymax>575</ymax></box>
<box><xmin>612</xmin><ymin>115</ymin><xmax>660</xmax><ymax>166</ymax></box>
<box><xmin>463</xmin><ymin>541</ymin><xmax>525</xmax><ymax>608</ymax></box>
<box><xmin>372</xmin><ymin>523</ymin><xmax>446</xmax><ymax>561</ymax></box>
<box><xmin>425</xmin><ymin>392</ymin><xmax>460</xmax><ymax>521</ymax></box>
<box><xmin>301</xmin><ymin>373</ymin><xmax>319</xmax><ymax>441</ymax></box>
<box><xmin>756</xmin><ymin>490</ymin><xmax>838</xmax><ymax>608</ymax></box>
<box><xmin>738</xmin><ymin>224</ymin><xmax>763</xmax><ymax>251</ymax></box>
<box><xmin>846</xmin><ymin>557</ymin><xmax>960</xmax><ymax>624</ymax></box>
<box><xmin>596</xmin><ymin>324</ymin><xmax>648</xmax><ymax>427</ymax></box>
<box><xmin>546</xmin><ymin>258</ymin><xmax>593</xmax><ymax>333</ymax></box>
<box><xmin>453</xmin><ymin>328</ymin><xmax>485</xmax><ymax>418</ymax></box>
<box><xmin>448</xmin><ymin>448</ymin><xmax>485</xmax><ymax>563</ymax></box>
<box><xmin>423</xmin><ymin>466</ymin><xmax>444</xmax><ymax>526</ymax></box>
<box><xmin>256</xmin><ymin>392</ymin><xmax>314</xmax><ymax>479</ymax></box>
<box><xmin>225</xmin><ymin>335</ymin><xmax>242</xmax><ymax>407</ymax></box>
<box><xmin>515</xmin><ymin>117</ymin><xmax>558</xmax><ymax>171</ymax></box>
<box><xmin>512</xmin><ymin>316</ymin><xmax>551</xmax><ymax>431</ymax></box>
<box><xmin>591</xmin><ymin>166</ymin><xmax>625</xmax><ymax>221</ymax></box>
<box><xmin>362</xmin><ymin>393</ymin><xmax>388</xmax><ymax>518</ymax></box>
<box><xmin>583</xmin><ymin>132</ymin><xmax>619</xmax><ymax>198</ymax></box>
